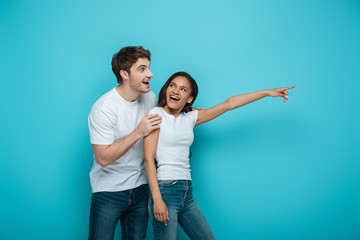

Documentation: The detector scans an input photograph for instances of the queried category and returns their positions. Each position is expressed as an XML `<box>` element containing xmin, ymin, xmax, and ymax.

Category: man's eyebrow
<box><xmin>137</xmin><ymin>65</ymin><xmax>147</xmax><ymax>69</ymax></box>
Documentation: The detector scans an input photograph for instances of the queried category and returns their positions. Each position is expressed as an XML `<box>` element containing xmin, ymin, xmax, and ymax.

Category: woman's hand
<box><xmin>266</xmin><ymin>86</ymin><xmax>296</xmax><ymax>103</ymax></box>
<box><xmin>153</xmin><ymin>199</ymin><xmax>169</xmax><ymax>226</ymax></box>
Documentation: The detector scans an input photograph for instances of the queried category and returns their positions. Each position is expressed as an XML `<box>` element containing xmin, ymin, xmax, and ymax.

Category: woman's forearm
<box><xmin>196</xmin><ymin>90</ymin><xmax>270</xmax><ymax>126</ymax></box>
<box><xmin>143</xmin><ymin>128</ymin><xmax>162</xmax><ymax>200</ymax></box>
<box><xmin>226</xmin><ymin>90</ymin><xmax>269</xmax><ymax>110</ymax></box>
<box><xmin>196</xmin><ymin>86</ymin><xmax>295</xmax><ymax>126</ymax></box>
<box><xmin>144</xmin><ymin>159</ymin><xmax>163</xmax><ymax>201</ymax></box>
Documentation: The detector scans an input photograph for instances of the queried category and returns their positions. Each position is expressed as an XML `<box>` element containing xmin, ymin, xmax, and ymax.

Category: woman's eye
<box><xmin>181</xmin><ymin>88</ymin><xmax>187</xmax><ymax>92</ymax></box>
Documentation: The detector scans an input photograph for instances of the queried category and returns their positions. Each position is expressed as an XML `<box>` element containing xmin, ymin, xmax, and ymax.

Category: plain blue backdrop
<box><xmin>1</xmin><ymin>0</ymin><xmax>359</xmax><ymax>239</ymax></box>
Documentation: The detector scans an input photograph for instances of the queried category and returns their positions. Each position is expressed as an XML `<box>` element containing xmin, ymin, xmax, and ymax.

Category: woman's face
<box><xmin>165</xmin><ymin>76</ymin><xmax>193</xmax><ymax>112</ymax></box>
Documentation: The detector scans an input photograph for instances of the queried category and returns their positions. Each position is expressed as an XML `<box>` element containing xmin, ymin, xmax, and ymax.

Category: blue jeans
<box><xmin>149</xmin><ymin>180</ymin><xmax>215</xmax><ymax>240</ymax></box>
<box><xmin>89</xmin><ymin>184</ymin><xmax>149</xmax><ymax>240</ymax></box>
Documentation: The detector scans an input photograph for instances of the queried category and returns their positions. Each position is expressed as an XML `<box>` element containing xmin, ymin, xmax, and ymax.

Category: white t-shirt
<box><xmin>149</xmin><ymin>107</ymin><xmax>198</xmax><ymax>180</ymax></box>
<box><xmin>88</xmin><ymin>87</ymin><xmax>157</xmax><ymax>193</ymax></box>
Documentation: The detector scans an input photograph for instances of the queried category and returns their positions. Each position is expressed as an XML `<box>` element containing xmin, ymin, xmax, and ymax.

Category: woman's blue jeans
<box><xmin>88</xmin><ymin>184</ymin><xmax>149</xmax><ymax>240</ymax></box>
<box><xmin>149</xmin><ymin>180</ymin><xmax>215</xmax><ymax>240</ymax></box>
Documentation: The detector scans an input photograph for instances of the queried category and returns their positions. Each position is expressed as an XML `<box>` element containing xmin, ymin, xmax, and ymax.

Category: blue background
<box><xmin>1</xmin><ymin>0</ymin><xmax>359</xmax><ymax>239</ymax></box>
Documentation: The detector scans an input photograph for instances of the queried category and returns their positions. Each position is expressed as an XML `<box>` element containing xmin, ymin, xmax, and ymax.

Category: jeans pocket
<box><xmin>158</xmin><ymin>180</ymin><xmax>177</xmax><ymax>187</ymax></box>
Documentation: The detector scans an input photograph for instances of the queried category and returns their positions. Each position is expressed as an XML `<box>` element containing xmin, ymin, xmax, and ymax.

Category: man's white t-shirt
<box><xmin>148</xmin><ymin>107</ymin><xmax>198</xmax><ymax>180</ymax></box>
<box><xmin>88</xmin><ymin>87</ymin><xmax>157</xmax><ymax>193</ymax></box>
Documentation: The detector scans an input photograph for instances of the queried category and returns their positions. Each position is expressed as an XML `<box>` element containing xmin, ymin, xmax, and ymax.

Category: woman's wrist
<box><xmin>153</xmin><ymin>195</ymin><xmax>163</xmax><ymax>202</ymax></box>
<box><xmin>260</xmin><ymin>89</ymin><xmax>270</xmax><ymax>97</ymax></box>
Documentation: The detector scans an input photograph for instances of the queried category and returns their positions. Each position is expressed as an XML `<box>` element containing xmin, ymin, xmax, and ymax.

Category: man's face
<box><xmin>127</xmin><ymin>58</ymin><xmax>153</xmax><ymax>93</ymax></box>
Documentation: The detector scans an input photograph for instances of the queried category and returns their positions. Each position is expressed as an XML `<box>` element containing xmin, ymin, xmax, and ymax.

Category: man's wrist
<box><xmin>135</xmin><ymin>127</ymin><xmax>143</xmax><ymax>139</ymax></box>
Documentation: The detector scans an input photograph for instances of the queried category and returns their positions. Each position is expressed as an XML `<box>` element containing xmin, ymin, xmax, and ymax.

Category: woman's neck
<box><xmin>162</xmin><ymin>105</ymin><xmax>182</xmax><ymax>118</ymax></box>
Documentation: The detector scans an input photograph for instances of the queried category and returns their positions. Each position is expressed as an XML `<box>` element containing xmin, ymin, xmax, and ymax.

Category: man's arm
<box><xmin>92</xmin><ymin>111</ymin><xmax>161</xmax><ymax>167</ymax></box>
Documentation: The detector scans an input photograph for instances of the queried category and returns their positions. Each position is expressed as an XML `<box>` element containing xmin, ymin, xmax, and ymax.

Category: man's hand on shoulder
<box><xmin>137</xmin><ymin>111</ymin><xmax>162</xmax><ymax>137</ymax></box>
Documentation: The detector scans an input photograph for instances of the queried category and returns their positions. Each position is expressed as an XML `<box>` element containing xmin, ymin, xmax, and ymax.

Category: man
<box><xmin>88</xmin><ymin>46</ymin><xmax>162</xmax><ymax>240</ymax></box>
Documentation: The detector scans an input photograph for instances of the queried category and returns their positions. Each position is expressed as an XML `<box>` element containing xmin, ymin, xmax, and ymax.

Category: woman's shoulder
<box><xmin>182</xmin><ymin>109</ymin><xmax>198</xmax><ymax>117</ymax></box>
<box><xmin>181</xmin><ymin>109</ymin><xmax>198</xmax><ymax>124</ymax></box>
<box><xmin>149</xmin><ymin>106</ymin><xmax>162</xmax><ymax>115</ymax></box>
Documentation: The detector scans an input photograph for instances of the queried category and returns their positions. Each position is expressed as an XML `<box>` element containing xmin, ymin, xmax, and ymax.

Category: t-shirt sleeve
<box><xmin>88</xmin><ymin>106</ymin><xmax>116</xmax><ymax>145</ymax></box>
<box><xmin>149</xmin><ymin>107</ymin><xmax>161</xmax><ymax>116</ymax></box>
<box><xmin>151</xmin><ymin>92</ymin><xmax>157</xmax><ymax>108</ymax></box>
<box><xmin>189</xmin><ymin>109</ymin><xmax>198</xmax><ymax>127</ymax></box>
<box><xmin>148</xmin><ymin>107</ymin><xmax>163</xmax><ymax>128</ymax></box>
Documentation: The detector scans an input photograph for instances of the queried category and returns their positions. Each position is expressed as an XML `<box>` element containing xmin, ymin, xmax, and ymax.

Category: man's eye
<box><xmin>170</xmin><ymin>84</ymin><xmax>174</xmax><ymax>87</ymax></box>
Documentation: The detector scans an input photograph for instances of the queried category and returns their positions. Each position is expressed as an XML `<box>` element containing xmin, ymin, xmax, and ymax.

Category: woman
<box><xmin>143</xmin><ymin>71</ymin><xmax>295</xmax><ymax>239</ymax></box>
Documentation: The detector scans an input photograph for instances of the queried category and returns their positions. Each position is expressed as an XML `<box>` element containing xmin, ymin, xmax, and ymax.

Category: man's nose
<box><xmin>147</xmin><ymin>69</ymin><xmax>153</xmax><ymax>78</ymax></box>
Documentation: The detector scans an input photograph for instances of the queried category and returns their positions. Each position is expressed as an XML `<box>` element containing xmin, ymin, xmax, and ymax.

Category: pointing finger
<box><xmin>282</xmin><ymin>86</ymin><xmax>295</xmax><ymax>91</ymax></box>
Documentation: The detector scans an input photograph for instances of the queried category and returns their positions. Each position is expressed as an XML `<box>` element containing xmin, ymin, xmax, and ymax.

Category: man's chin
<box><xmin>140</xmin><ymin>87</ymin><xmax>150</xmax><ymax>93</ymax></box>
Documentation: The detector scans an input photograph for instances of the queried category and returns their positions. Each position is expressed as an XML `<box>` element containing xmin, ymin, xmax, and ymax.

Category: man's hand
<box><xmin>137</xmin><ymin>111</ymin><xmax>162</xmax><ymax>137</ymax></box>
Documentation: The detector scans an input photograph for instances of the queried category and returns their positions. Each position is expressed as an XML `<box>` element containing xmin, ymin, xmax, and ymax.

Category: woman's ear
<box><xmin>187</xmin><ymin>96</ymin><xmax>193</xmax><ymax>104</ymax></box>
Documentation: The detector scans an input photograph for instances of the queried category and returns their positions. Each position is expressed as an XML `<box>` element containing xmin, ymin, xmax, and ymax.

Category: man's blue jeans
<box><xmin>88</xmin><ymin>184</ymin><xmax>149</xmax><ymax>240</ymax></box>
<box><xmin>149</xmin><ymin>180</ymin><xmax>215</xmax><ymax>240</ymax></box>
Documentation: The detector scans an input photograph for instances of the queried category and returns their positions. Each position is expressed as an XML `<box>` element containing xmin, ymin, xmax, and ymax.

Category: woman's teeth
<box><xmin>170</xmin><ymin>96</ymin><xmax>179</xmax><ymax>101</ymax></box>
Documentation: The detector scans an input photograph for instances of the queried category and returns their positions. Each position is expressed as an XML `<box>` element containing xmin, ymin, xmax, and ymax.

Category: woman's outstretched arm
<box><xmin>143</xmin><ymin>129</ymin><xmax>169</xmax><ymax>226</ymax></box>
<box><xmin>196</xmin><ymin>86</ymin><xmax>295</xmax><ymax>126</ymax></box>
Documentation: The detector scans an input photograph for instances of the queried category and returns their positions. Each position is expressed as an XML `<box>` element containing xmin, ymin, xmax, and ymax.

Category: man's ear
<box><xmin>120</xmin><ymin>70</ymin><xmax>129</xmax><ymax>80</ymax></box>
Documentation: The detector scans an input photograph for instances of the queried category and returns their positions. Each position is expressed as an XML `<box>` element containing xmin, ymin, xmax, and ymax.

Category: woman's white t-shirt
<box><xmin>148</xmin><ymin>107</ymin><xmax>198</xmax><ymax>180</ymax></box>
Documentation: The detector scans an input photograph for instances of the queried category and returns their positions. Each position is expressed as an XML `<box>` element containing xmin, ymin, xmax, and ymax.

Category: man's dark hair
<box><xmin>158</xmin><ymin>72</ymin><xmax>198</xmax><ymax>113</ymax></box>
<box><xmin>111</xmin><ymin>46</ymin><xmax>151</xmax><ymax>84</ymax></box>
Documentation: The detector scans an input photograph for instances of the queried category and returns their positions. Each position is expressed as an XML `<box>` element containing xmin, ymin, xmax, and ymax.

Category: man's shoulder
<box><xmin>139</xmin><ymin>91</ymin><xmax>157</xmax><ymax>108</ymax></box>
<box><xmin>140</xmin><ymin>91</ymin><xmax>156</xmax><ymax>100</ymax></box>
<box><xmin>91</xmin><ymin>88</ymin><xmax>118</xmax><ymax>112</ymax></box>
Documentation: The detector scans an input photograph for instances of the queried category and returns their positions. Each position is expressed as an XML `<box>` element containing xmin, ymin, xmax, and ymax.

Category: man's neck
<box><xmin>116</xmin><ymin>84</ymin><xmax>141</xmax><ymax>102</ymax></box>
